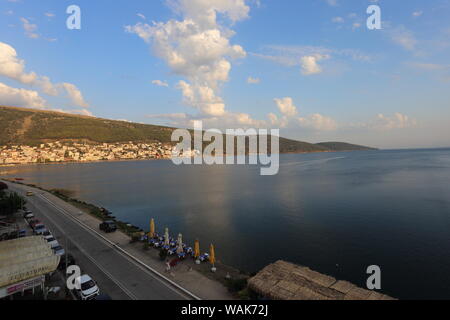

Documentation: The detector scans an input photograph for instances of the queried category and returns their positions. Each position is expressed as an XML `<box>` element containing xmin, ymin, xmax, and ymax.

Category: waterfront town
<box><xmin>0</xmin><ymin>141</ymin><xmax>176</xmax><ymax>165</ymax></box>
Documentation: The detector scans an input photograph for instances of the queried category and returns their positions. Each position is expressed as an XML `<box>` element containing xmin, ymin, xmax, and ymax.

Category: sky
<box><xmin>1</xmin><ymin>0</ymin><xmax>450</xmax><ymax>149</ymax></box>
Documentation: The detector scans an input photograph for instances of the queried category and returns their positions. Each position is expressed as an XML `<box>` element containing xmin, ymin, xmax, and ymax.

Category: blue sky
<box><xmin>1</xmin><ymin>0</ymin><xmax>450</xmax><ymax>148</ymax></box>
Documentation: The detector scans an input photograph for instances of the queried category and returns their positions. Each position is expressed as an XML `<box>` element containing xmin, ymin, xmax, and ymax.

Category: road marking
<box><xmin>26</xmin><ymin>195</ymin><xmax>138</xmax><ymax>300</ymax></box>
<box><xmin>37</xmin><ymin>192</ymin><xmax>200</xmax><ymax>300</ymax></box>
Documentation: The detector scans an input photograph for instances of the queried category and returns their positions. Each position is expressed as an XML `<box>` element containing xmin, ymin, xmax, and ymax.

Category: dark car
<box><xmin>99</xmin><ymin>221</ymin><xmax>117</xmax><ymax>233</ymax></box>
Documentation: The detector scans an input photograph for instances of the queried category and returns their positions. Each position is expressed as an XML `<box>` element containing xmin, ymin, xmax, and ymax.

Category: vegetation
<box><xmin>315</xmin><ymin>142</ymin><xmax>377</xmax><ymax>151</ymax></box>
<box><xmin>0</xmin><ymin>191</ymin><xmax>25</xmax><ymax>216</ymax></box>
<box><xmin>0</xmin><ymin>182</ymin><xmax>8</xmax><ymax>191</ymax></box>
<box><xmin>0</xmin><ymin>106</ymin><xmax>375</xmax><ymax>153</ymax></box>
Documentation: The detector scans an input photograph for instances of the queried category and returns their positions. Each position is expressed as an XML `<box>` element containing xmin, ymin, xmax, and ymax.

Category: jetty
<box><xmin>248</xmin><ymin>260</ymin><xmax>396</xmax><ymax>300</ymax></box>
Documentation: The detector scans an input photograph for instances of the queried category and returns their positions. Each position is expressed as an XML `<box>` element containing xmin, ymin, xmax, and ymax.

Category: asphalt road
<box><xmin>6</xmin><ymin>182</ymin><xmax>192</xmax><ymax>300</ymax></box>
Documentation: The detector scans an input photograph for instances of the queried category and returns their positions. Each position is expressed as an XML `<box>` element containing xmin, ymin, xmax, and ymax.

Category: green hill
<box><xmin>0</xmin><ymin>106</ymin><xmax>374</xmax><ymax>153</ymax></box>
<box><xmin>315</xmin><ymin>142</ymin><xmax>377</xmax><ymax>151</ymax></box>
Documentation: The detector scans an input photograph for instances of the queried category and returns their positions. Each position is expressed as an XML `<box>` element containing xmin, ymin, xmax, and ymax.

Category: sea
<box><xmin>2</xmin><ymin>148</ymin><xmax>450</xmax><ymax>299</ymax></box>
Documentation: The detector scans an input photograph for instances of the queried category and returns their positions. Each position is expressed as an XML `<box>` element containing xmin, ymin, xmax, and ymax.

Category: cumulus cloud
<box><xmin>59</xmin><ymin>83</ymin><xmax>89</xmax><ymax>108</ymax></box>
<box><xmin>298</xmin><ymin>113</ymin><xmax>337</xmax><ymax>131</ymax></box>
<box><xmin>374</xmin><ymin>113</ymin><xmax>417</xmax><ymax>130</ymax></box>
<box><xmin>0</xmin><ymin>82</ymin><xmax>47</xmax><ymax>109</ymax></box>
<box><xmin>126</xmin><ymin>0</ymin><xmax>253</xmax><ymax>122</ymax></box>
<box><xmin>0</xmin><ymin>41</ymin><xmax>89</xmax><ymax>108</ymax></box>
<box><xmin>300</xmin><ymin>55</ymin><xmax>328</xmax><ymax>75</ymax></box>
<box><xmin>270</xmin><ymin>97</ymin><xmax>337</xmax><ymax>131</ymax></box>
<box><xmin>274</xmin><ymin>97</ymin><xmax>298</xmax><ymax>117</ymax></box>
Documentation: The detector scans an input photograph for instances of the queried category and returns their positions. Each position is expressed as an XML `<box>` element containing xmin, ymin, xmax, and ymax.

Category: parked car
<box><xmin>23</xmin><ymin>210</ymin><xmax>33</xmax><ymax>218</ymax></box>
<box><xmin>29</xmin><ymin>219</ymin><xmax>41</xmax><ymax>229</ymax></box>
<box><xmin>58</xmin><ymin>254</ymin><xmax>76</xmax><ymax>270</ymax></box>
<box><xmin>34</xmin><ymin>224</ymin><xmax>48</xmax><ymax>235</ymax></box>
<box><xmin>18</xmin><ymin>230</ymin><xmax>27</xmax><ymax>238</ymax></box>
<box><xmin>24</xmin><ymin>213</ymin><xmax>34</xmax><ymax>220</ymax></box>
<box><xmin>26</xmin><ymin>191</ymin><xmax>34</xmax><ymax>196</ymax></box>
<box><xmin>75</xmin><ymin>275</ymin><xmax>100</xmax><ymax>300</ymax></box>
<box><xmin>44</xmin><ymin>235</ymin><xmax>59</xmax><ymax>248</ymax></box>
<box><xmin>99</xmin><ymin>220</ymin><xmax>117</xmax><ymax>233</ymax></box>
<box><xmin>53</xmin><ymin>245</ymin><xmax>65</xmax><ymax>256</ymax></box>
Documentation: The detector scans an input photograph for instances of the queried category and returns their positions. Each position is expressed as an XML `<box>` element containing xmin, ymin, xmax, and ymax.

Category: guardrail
<box><xmin>38</xmin><ymin>193</ymin><xmax>201</xmax><ymax>301</ymax></box>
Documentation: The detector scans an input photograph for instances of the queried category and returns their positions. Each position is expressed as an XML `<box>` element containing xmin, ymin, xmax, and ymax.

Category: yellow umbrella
<box><xmin>149</xmin><ymin>218</ymin><xmax>155</xmax><ymax>238</ymax></box>
<box><xmin>194</xmin><ymin>239</ymin><xmax>200</xmax><ymax>259</ymax></box>
<box><xmin>209</xmin><ymin>244</ymin><xmax>216</xmax><ymax>266</ymax></box>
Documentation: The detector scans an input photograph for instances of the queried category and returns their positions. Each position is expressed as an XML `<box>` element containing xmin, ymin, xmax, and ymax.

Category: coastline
<box><xmin>0</xmin><ymin>148</ymin><xmax>375</xmax><ymax>168</ymax></box>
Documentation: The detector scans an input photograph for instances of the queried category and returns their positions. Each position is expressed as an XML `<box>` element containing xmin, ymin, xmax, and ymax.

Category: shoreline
<box><xmin>0</xmin><ymin>149</ymin><xmax>378</xmax><ymax>168</ymax></box>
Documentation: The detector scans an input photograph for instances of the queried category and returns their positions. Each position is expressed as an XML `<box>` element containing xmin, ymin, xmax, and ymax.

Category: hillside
<box><xmin>316</xmin><ymin>142</ymin><xmax>377</xmax><ymax>151</ymax></box>
<box><xmin>0</xmin><ymin>106</ymin><xmax>374</xmax><ymax>153</ymax></box>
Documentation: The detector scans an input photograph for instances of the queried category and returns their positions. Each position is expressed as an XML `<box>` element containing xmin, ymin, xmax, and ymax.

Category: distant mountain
<box><xmin>0</xmin><ymin>106</ymin><xmax>375</xmax><ymax>153</ymax></box>
<box><xmin>316</xmin><ymin>142</ymin><xmax>377</xmax><ymax>151</ymax></box>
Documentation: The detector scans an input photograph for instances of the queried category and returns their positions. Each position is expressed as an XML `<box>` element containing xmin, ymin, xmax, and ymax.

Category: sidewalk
<box><xmin>36</xmin><ymin>189</ymin><xmax>234</xmax><ymax>300</ymax></box>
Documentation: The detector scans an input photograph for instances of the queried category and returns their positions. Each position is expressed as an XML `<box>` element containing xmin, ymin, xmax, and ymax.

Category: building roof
<box><xmin>0</xmin><ymin>236</ymin><xmax>60</xmax><ymax>288</ymax></box>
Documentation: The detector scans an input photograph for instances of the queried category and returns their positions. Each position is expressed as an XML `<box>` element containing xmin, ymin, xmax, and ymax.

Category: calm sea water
<box><xmin>2</xmin><ymin>149</ymin><xmax>450</xmax><ymax>299</ymax></box>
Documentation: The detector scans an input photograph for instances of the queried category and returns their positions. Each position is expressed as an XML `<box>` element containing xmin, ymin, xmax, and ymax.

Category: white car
<box><xmin>75</xmin><ymin>275</ymin><xmax>100</xmax><ymax>300</ymax></box>
<box><xmin>44</xmin><ymin>235</ymin><xmax>59</xmax><ymax>248</ymax></box>
<box><xmin>52</xmin><ymin>245</ymin><xmax>65</xmax><ymax>256</ymax></box>
<box><xmin>25</xmin><ymin>213</ymin><xmax>34</xmax><ymax>219</ymax></box>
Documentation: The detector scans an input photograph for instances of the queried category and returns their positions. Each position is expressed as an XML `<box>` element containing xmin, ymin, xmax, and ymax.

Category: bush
<box><xmin>0</xmin><ymin>182</ymin><xmax>8</xmax><ymax>191</ymax></box>
<box><xmin>0</xmin><ymin>192</ymin><xmax>26</xmax><ymax>216</ymax></box>
<box><xmin>130</xmin><ymin>233</ymin><xmax>141</xmax><ymax>243</ymax></box>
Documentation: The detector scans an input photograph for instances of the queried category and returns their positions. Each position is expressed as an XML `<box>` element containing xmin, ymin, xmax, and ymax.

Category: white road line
<box><xmin>37</xmin><ymin>193</ymin><xmax>200</xmax><ymax>300</ymax></box>
<box><xmin>28</xmin><ymin>196</ymin><xmax>138</xmax><ymax>300</ymax></box>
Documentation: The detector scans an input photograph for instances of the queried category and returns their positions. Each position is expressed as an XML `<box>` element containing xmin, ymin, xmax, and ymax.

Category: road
<box><xmin>6</xmin><ymin>181</ymin><xmax>194</xmax><ymax>300</ymax></box>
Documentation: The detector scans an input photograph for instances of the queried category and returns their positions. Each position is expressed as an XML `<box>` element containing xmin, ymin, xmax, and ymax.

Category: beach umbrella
<box><xmin>164</xmin><ymin>227</ymin><xmax>170</xmax><ymax>246</ymax></box>
<box><xmin>149</xmin><ymin>218</ymin><xmax>155</xmax><ymax>238</ymax></box>
<box><xmin>210</xmin><ymin>244</ymin><xmax>216</xmax><ymax>272</ymax></box>
<box><xmin>194</xmin><ymin>239</ymin><xmax>200</xmax><ymax>259</ymax></box>
<box><xmin>176</xmin><ymin>233</ymin><xmax>184</xmax><ymax>254</ymax></box>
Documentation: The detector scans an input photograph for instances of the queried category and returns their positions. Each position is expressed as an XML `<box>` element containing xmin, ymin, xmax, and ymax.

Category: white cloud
<box><xmin>152</xmin><ymin>80</ymin><xmax>169</xmax><ymax>87</ymax></box>
<box><xmin>247</xmin><ymin>76</ymin><xmax>260</xmax><ymax>84</ymax></box>
<box><xmin>412</xmin><ymin>11</ymin><xmax>423</xmax><ymax>18</ymax></box>
<box><xmin>0</xmin><ymin>82</ymin><xmax>47</xmax><ymax>109</ymax></box>
<box><xmin>137</xmin><ymin>13</ymin><xmax>146</xmax><ymax>20</ymax></box>
<box><xmin>271</xmin><ymin>97</ymin><xmax>337</xmax><ymax>131</ymax></box>
<box><xmin>300</xmin><ymin>54</ymin><xmax>328</xmax><ymax>75</ymax></box>
<box><xmin>126</xmin><ymin>0</ymin><xmax>251</xmax><ymax>121</ymax></box>
<box><xmin>0</xmin><ymin>41</ymin><xmax>89</xmax><ymax>108</ymax></box>
<box><xmin>298</xmin><ymin>113</ymin><xmax>337</xmax><ymax>131</ymax></box>
<box><xmin>45</xmin><ymin>12</ymin><xmax>55</xmax><ymax>18</ymax></box>
<box><xmin>20</xmin><ymin>17</ymin><xmax>39</xmax><ymax>39</ymax></box>
<box><xmin>274</xmin><ymin>97</ymin><xmax>297</xmax><ymax>117</ymax></box>
<box><xmin>59</xmin><ymin>83</ymin><xmax>89</xmax><ymax>108</ymax></box>
<box><xmin>373</xmin><ymin>113</ymin><xmax>417</xmax><ymax>130</ymax></box>
<box><xmin>0</xmin><ymin>42</ymin><xmax>38</xmax><ymax>84</ymax></box>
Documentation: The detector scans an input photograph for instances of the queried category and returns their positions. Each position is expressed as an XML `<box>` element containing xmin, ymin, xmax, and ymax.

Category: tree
<box><xmin>0</xmin><ymin>181</ymin><xmax>8</xmax><ymax>191</ymax></box>
<box><xmin>0</xmin><ymin>192</ymin><xmax>26</xmax><ymax>216</ymax></box>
